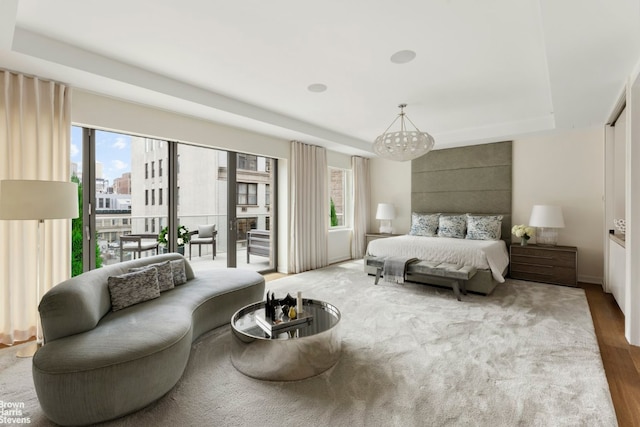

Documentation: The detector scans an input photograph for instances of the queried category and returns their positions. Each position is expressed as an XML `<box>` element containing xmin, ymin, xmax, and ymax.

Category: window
<box><xmin>73</xmin><ymin>127</ymin><xmax>277</xmax><ymax>273</ymax></box>
<box><xmin>265</xmin><ymin>184</ymin><xmax>270</xmax><ymax>206</ymax></box>
<box><xmin>238</xmin><ymin>154</ymin><xmax>257</xmax><ymax>171</ymax></box>
<box><xmin>237</xmin><ymin>182</ymin><xmax>257</xmax><ymax>205</ymax></box>
<box><xmin>329</xmin><ymin>168</ymin><xmax>349</xmax><ymax>227</ymax></box>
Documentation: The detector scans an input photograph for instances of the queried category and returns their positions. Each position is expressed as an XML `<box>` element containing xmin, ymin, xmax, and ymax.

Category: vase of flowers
<box><xmin>512</xmin><ymin>224</ymin><xmax>535</xmax><ymax>246</ymax></box>
<box><xmin>158</xmin><ymin>225</ymin><xmax>190</xmax><ymax>254</ymax></box>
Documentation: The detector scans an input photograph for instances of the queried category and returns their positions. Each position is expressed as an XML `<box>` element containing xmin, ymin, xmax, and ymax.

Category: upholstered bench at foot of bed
<box><xmin>371</xmin><ymin>258</ymin><xmax>477</xmax><ymax>301</ymax></box>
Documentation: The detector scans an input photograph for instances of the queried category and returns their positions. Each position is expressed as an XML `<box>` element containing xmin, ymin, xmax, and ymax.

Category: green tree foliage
<box><xmin>330</xmin><ymin>198</ymin><xmax>338</xmax><ymax>227</ymax></box>
<box><xmin>71</xmin><ymin>175</ymin><xmax>102</xmax><ymax>276</ymax></box>
<box><xmin>71</xmin><ymin>175</ymin><xmax>83</xmax><ymax>276</ymax></box>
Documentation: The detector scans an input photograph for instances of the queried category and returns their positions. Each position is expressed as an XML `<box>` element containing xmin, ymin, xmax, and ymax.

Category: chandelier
<box><xmin>373</xmin><ymin>104</ymin><xmax>435</xmax><ymax>161</ymax></box>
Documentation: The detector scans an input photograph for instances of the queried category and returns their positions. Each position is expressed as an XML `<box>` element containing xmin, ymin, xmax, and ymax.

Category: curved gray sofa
<box><xmin>32</xmin><ymin>253</ymin><xmax>265</xmax><ymax>426</ymax></box>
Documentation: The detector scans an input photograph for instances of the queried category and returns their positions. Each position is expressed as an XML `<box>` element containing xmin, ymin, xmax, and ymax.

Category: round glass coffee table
<box><xmin>230</xmin><ymin>298</ymin><xmax>341</xmax><ymax>381</ymax></box>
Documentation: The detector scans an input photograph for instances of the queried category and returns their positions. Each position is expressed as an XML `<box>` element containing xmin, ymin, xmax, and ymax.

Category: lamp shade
<box><xmin>0</xmin><ymin>180</ymin><xmax>79</xmax><ymax>220</ymax></box>
<box><xmin>376</xmin><ymin>203</ymin><xmax>395</xmax><ymax>220</ymax></box>
<box><xmin>529</xmin><ymin>205</ymin><xmax>565</xmax><ymax>228</ymax></box>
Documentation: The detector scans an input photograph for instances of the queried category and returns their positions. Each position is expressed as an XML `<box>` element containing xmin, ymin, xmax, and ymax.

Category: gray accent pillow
<box><xmin>409</xmin><ymin>212</ymin><xmax>440</xmax><ymax>236</ymax></box>
<box><xmin>437</xmin><ymin>215</ymin><xmax>467</xmax><ymax>239</ymax></box>
<box><xmin>198</xmin><ymin>224</ymin><xmax>216</xmax><ymax>239</ymax></box>
<box><xmin>108</xmin><ymin>268</ymin><xmax>160</xmax><ymax>312</ymax></box>
<box><xmin>466</xmin><ymin>214</ymin><xmax>503</xmax><ymax>240</ymax></box>
<box><xmin>170</xmin><ymin>259</ymin><xmax>188</xmax><ymax>286</ymax></box>
<box><xmin>129</xmin><ymin>261</ymin><xmax>174</xmax><ymax>292</ymax></box>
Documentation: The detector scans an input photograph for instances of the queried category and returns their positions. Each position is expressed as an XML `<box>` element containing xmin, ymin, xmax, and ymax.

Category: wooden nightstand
<box><xmin>365</xmin><ymin>233</ymin><xmax>401</xmax><ymax>246</ymax></box>
<box><xmin>509</xmin><ymin>244</ymin><xmax>578</xmax><ymax>287</ymax></box>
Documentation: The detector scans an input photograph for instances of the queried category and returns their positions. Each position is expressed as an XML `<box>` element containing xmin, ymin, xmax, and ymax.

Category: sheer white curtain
<box><xmin>0</xmin><ymin>71</ymin><xmax>72</xmax><ymax>345</ymax></box>
<box><xmin>351</xmin><ymin>156</ymin><xmax>370</xmax><ymax>258</ymax></box>
<box><xmin>289</xmin><ymin>141</ymin><xmax>328</xmax><ymax>273</ymax></box>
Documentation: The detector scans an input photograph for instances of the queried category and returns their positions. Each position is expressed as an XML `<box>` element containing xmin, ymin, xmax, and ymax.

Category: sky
<box><xmin>71</xmin><ymin>126</ymin><xmax>132</xmax><ymax>183</ymax></box>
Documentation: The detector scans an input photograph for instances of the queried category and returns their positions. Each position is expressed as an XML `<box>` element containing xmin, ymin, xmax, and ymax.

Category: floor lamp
<box><xmin>0</xmin><ymin>180</ymin><xmax>78</xmax><ymax>358</ymax></box>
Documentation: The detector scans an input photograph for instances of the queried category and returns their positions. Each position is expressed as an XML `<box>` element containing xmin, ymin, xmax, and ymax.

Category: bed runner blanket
<box><xmin>384</xmin><ymin>256</ymin><xmax>418</xmax><ymax>284</ymax></box>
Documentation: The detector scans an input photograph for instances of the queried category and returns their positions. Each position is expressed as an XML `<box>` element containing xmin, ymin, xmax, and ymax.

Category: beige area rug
<box><xmin>0</xmin><ymin>260</ymin><xmax>616</xmax><ymax>426</ymax></box>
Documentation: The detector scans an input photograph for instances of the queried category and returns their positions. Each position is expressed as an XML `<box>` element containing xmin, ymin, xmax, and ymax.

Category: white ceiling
<box><xmin>1</xmin><ymin>0</ymin><xmax>639</xmax><ymax>157</ymax></box>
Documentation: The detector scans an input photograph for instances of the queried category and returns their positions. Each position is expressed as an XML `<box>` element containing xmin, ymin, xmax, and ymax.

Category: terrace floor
<box><xmin>186</xmin><ymin>247</ymin><xmax>272</xmax><ymax>274</ymax></box>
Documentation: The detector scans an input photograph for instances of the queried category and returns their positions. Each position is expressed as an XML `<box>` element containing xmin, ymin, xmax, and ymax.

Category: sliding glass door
<box><xmin>176</xmin><ymin>145</ymin><xmax>276</xmax><ymax>272</ymax></box>
<box><xmin>72</xmin><ymin>125</ymin><xmax>276</xmax><ymax>275</ymax></box>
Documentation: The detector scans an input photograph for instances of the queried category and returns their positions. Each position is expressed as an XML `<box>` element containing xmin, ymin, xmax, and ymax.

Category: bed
<box><xmin>367</xmin><ymin>141</ymin><xmax>513</xmax><ymax>295</ymax></box>
<box><xmin>364</xmin><ymin>213</ymin><xmax>510</xmax><ymax>295</ymax></box>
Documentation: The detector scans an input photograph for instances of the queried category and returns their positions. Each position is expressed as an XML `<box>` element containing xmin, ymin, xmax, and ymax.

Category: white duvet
<box><xmin>366</xmin><ymin>235</ymin><xmax>510</xmax><ymax>282</ymax></box>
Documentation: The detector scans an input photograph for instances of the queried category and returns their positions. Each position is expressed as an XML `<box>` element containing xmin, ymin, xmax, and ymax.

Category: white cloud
<box><xmin>70</xmin><ymin>143</ymin><xmax>79</xmax><ymax>158</ymax></box>
<box><xmin>112</xmin><ymin>137</ymin><xmax>127</xmax><ymax>150</ymax></box>
<box><xmin>112</xmin><ymin>160</ymin><xmax>127</xmax><ymax>170</ymax></box>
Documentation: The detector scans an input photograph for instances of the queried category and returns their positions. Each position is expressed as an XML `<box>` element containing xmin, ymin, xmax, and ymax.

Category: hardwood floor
<box><xmin>581</xmin><ymin>282</ymin><xmax>640</xmax><ymax>426</ymax></box>
<box><xmin>2</xmin><ymin>278</ymin><xmax>639</xmax><ymax>425</ymax></box>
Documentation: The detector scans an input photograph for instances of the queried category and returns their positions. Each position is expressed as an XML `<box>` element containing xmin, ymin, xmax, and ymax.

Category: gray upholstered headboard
<box><xmin>411</xmin><ymin>141</ymin><xmax>512</xmax><ymax>243</ymax></box>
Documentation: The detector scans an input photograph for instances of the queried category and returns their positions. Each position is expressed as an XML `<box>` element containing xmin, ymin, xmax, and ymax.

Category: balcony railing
<box><xmin>96</xmin><ymin>213</ymin><xmax>271</xmax><ymax>268</ymax></box>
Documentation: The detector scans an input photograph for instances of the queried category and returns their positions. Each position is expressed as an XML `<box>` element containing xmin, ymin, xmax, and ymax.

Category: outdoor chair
<box><xmin>119</xmin><ymin>234</ymin><xmax>159</xmax><ymax>262</ymax></box>
<box><xmin>189</xmin><ymin>224</ymin><xmax>217</xmax><ymax>260</ymax></box>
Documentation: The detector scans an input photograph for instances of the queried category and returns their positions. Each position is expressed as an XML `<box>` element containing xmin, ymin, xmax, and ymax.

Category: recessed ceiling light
<box><xmin>390</xmin><ymin>50</ymin><xmax>416</xmax><ymax>64</ymax></box>
<box><xmin>307</xmin><ymin>83</ymin><xmax>327</xmax><ymax>93</ymax></box>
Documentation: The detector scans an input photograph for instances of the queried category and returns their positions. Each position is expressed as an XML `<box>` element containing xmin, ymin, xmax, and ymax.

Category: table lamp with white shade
<box><xmin>529</xmin><ymin>204</ymin><xmax>565</xmax><ymax>246</ymax></box>
<box><xmin>0</xmin><ymin>180</ymin><xmax>78</xmax><ymax>357</ymax></box>
<box><xmin>376</xmin><ymin>203</ymin><xmax>395</xmax><ymax>234</ymax></box>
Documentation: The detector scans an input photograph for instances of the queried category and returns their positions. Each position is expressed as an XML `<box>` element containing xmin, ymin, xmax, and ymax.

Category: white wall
<box><xmin>73</xmin><ymin>91</ymin><xmax>291</xmax><ymax>158</ymax></box>
<box><xmin>614</xmin><ymin>108</ymin><xmax>627</xmax><ymax>220</ymax></box>
<box><xmin>369</xmin><ymin>158</ymin><xmax>412</xmax><ymax>234</ymax></box>
<box><xmin>513</xmin><ymin>127</ymin><xmax>604</xmax><ymax>283</ymax></box>
<box><xmin>370</xmin><ymin>127</ymin><xmax>606</xmax><ymax>283</ymax></box>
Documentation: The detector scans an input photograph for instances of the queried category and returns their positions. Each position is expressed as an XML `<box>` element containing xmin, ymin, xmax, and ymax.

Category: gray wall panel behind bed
<box><xmin>411</xmin><ymin>141</ymin><xmax>512</xmax><ymax>242</ymax></box>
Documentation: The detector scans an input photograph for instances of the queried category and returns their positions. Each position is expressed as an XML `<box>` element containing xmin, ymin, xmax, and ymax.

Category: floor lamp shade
<box><xmin>0</xmin><ymin>180</ymin><xmax>78</xmax><ymax>357</ymax></box>
<box><xmin>0</xmin><ymin>180</ymin><xmax>78</xmax><ymax>220</ymax></box>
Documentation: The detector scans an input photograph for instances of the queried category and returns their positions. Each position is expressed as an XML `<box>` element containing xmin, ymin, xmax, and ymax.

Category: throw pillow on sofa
<box><xmin>108</xmin><ymin>268</ymin><xmax>161</xmax><ymax>311</ymax></box>
<box><xmin>170</xmin><ymin>259</ymin><xmax>188</xmax><ymax>285</ymax></box>
<box><xmin>130</xmin><ymin>260</ymin><xmax>174</xmax><ymax>291</ymax></box>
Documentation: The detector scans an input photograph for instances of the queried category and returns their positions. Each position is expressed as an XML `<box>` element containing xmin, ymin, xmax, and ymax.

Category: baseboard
<box><xmin>328</xmin><ymin>256</ymin><xmax>351</xmax><ymax>265</ymax></box>
<box><xmin>578</xmin><ymin>275</ymin><xmax>603</xmax><ymax>285</ymax></box>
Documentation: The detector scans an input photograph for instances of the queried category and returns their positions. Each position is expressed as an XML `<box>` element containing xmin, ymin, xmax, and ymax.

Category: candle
<box><xmin>297</xmin><ymin>291</ymin><xmax>303</xmax><ymax>314</ymax></box>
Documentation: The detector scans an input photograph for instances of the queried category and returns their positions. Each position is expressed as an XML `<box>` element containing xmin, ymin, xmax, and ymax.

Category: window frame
<box><xmin>328</xmin><ymin>167</ymin><xmax>352</xmax><ymax>229</ymax></box>
<box><xmin>237</xmin><ymin>182</ymin><xmax>258</xmax><ymax>206</ymax></box>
